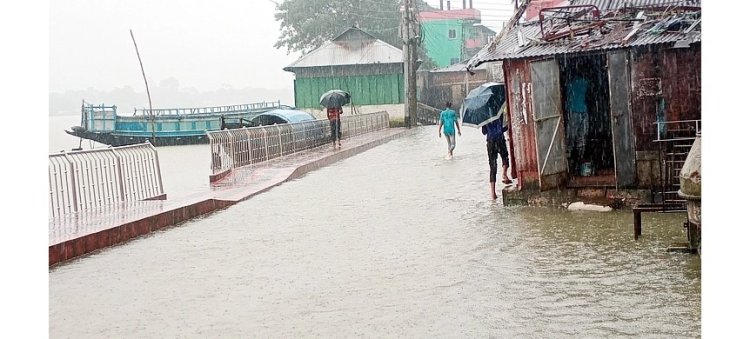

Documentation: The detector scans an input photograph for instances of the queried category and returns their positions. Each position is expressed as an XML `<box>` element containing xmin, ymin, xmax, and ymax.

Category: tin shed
<box><xmin>467</xmin><ymin>0</ymin><xmax>701</xmax><ymax>198</ymax></box>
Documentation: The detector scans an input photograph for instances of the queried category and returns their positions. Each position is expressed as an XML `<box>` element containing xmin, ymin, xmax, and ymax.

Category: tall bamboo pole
<box><xmin>129</xmin><ymin>29</ymin><xmax>155</xmax><ymax>143</ymax></box>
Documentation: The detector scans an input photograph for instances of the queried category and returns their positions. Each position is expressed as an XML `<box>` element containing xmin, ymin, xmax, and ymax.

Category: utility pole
<box><xmin>401</xmin><ymin>0</ymin><xmax>418</xmax><ymax>128</ymax></box>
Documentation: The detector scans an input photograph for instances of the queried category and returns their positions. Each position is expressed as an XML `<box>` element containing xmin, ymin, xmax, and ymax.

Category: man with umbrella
<box><xmin>461</xmin><ymin>82</ymin><xmax>512</xmax><ymax>199</ymax></box>
<box><xmin>482</xmin><ymin>103</ymin><xmax>511</xmax><ymax>200</ymax></box>
<box><xmin>320</xmin><ymin>90</ymin><xmax>350</xmax><ymax>150</ymax></box>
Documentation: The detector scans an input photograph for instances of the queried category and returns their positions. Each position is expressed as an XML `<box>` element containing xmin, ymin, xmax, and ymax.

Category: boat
<box><xmin>65</xmin><ymin>100</ymin><xmax>290</xmax><ymax>147</ymax></box>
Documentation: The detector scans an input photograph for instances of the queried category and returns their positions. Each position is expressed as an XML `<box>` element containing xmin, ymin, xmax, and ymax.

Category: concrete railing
<box><xmin>207</xmin><ymin>111</ymin><xmax>390</xmax><ymax>182</ymax></box>
<box><xmin>48</xmin><ymin>142</ymin><xmax>165</xmax><ymax>218</ymax></box>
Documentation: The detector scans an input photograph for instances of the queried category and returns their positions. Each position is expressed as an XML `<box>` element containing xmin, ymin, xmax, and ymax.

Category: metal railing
<box><xmin>417</xmin><ymin>102</ymin><xmax>442</xmax><ymax>125</ymax></box>
<box><xmin>49</xmin><ymin>142</ymin><xmax>165</xmax><ymax>218</ymax></box>
<box><xmin>132</xmin><ymin>101</ymin><xmax>283</xmax><ymax>116</ymax></box>
<box><xmin>207</xmin><ymin>111</ymin><xmax>390</xmax><ymax>177</ymax></box>
<box><xmin>654</xmin><ymin>119</ymin><xmax>701</xmax><ymax>142</ymax></box>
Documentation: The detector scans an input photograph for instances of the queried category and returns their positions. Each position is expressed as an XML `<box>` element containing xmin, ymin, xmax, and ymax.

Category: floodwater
<box><xmin>48</xmin><ymin>121</ymin><xmax>700</xmax><ymax>337</ymax></box>
<box><xmin>49</xmin><ymin>114</ymin><xmax>211</xmax><ymax>198</ymax></box>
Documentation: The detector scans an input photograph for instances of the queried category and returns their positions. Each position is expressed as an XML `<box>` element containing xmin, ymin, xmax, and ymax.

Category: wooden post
<box><xmin>634</xmin><ymin>209</ymin><xmax>642</xmax><ymax>240</ymax></box>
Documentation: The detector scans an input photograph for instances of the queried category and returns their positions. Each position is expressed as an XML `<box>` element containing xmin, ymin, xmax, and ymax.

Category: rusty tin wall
<box><xmin>629</xmin><ymin>44</ymin><xmax>702</xmax><ymax>151</ymax></box>
<box><xmin>503</xmin><ymin>58</ymin><xmax>540</xmax><ymax>189</ymax></box>
<box><xmin>500</xmin><ymin>44</ymin><xmax>700</xmax><ymax>190</ymax></box>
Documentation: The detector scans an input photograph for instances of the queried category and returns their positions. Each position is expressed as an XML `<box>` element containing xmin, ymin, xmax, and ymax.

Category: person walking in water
<box><xmin>482</xmin><ymin>103</ymin><xmax>512</xmax><ymax>200</ymax></box>
<box><xmin>438</xmin><ymin>101</ymin><xmax>461</xmax><ymax>159</ymax></box>
<box><xmin>327</xmin><ymin>106</ymin><xmax>343</xmax><ymax>150</ymax></box>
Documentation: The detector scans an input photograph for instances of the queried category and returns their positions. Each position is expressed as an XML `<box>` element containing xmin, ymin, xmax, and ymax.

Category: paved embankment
<box><xmin>49</xmin><ymin>128</ymin><xmax>410</xmax><ymax>266</ymax></box>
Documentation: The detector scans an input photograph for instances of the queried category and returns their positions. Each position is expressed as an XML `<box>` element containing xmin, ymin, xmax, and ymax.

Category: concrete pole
<box><xmin>401</xmin><ymin>0</ymin><xmax>418</xmax><ymax>128</ymax></box>
<box><xmin>402</xmin><ymin>0</ymin><xmax>411</xmax><ymax>128</ymax></box>
<box><xmin>408</xmin><ymin>0</ymin><xmax>417</xmax><ymax>128</ymax></box>
<box><xmin>408</xmin><ymin>0</ymin><xmax>419</xmax><ymax>128</ymax></box>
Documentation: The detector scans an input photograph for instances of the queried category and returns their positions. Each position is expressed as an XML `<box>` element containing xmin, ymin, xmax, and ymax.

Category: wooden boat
<box><xmin>65</xmin><ymin>100</ymin><xmax>287</xmax><ymax>147</ymax></box>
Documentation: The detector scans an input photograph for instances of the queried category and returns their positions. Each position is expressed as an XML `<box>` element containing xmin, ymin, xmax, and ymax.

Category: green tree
<box><xmin>272</xmin><ymin>0</ymin><xmax>437</xmax><ymax>69</ymax></box>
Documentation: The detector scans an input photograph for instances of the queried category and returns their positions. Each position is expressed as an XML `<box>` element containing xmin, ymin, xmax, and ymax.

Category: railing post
<box><xmin>147</xmin><ymin>141</ymin><xmax>164</xmax><ymax>196</ymax></box>
<box><xmin>62</xmin><ymin>152</ymin><xmax>79</xmax><ymax>213</ymax></box>
<box><xmin>263</xmin><ymin>127</ymin><xmax>270</xmax><ymax>161</ymax></box>
<box><xmin>112</xmin><ymin>148</ymin><xmax>126</xmax><ymax>202</ymax></box>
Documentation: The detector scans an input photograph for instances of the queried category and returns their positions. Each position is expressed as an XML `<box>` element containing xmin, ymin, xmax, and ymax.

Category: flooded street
<box><xmin>49</xmin><ymin>127</ymin><xmax>700</xmax><ymax>337</ymax></box>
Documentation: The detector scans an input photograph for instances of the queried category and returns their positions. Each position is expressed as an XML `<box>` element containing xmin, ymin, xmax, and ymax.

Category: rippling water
<box><xmin>49</xmin><ymin>114</ymin><xmax>211</xmax><ymax>199</ymax></box>
<box><xmin>49</xmin><ymin>126</ymin><xmax>700</xmax><ymax>338</ymax></box>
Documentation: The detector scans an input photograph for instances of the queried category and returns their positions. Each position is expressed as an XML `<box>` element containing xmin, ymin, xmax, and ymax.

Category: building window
<box><xmin>448</xmin><ymin>29</ymin><xmax>457</xmax><ymax>39</ymax></box>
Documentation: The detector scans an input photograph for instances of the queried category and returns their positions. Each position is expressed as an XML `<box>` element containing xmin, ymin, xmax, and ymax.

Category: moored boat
<box><xmin>65</xmin><ymin>100</ymin><xmax>288</xmax><ymax>147</ymax></box>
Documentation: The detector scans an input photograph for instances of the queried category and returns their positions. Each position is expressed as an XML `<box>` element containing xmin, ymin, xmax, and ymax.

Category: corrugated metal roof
<box><xmin>468</xmin><ymin>1</ymin><xmax>700</xmax><ymax>67</ymax></box>
<box><xmin>284</xmin><ymin>28</ymin><xmax>403</xmax><ymax>71</ymax></box>
<box><xmin>572</xmin><ymin>0</ymin><xmax>701</xmax><ymax>10</ymax></box>
<box><xmin>430</xmin><ymin>61</ymin><xmax>488</xmax><ymax>73</ymax></box>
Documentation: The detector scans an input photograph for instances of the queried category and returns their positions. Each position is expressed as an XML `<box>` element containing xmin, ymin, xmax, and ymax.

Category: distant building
<box><xmin>418</xmin><ymin>8</ymin><xmax>496</xmax><ymax>68</ymax></box>
<box><xmin>283</xmin><ymin>27</ymin><xmax>405</xmax><ymax>120</ymax></box>
<box><xmin>524</xmin><ymin>0</ymin><xmax>568</xmax><ymax>21</ymax></box>
<box><xmin>417</xmin><ymin>61</ymin><xmax>498</xmax><ymax>111</ymax></box>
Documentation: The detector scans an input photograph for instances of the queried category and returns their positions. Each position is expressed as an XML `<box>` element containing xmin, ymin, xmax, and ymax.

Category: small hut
<box><xmin>284</xmin><ymin>27</ymin><xmax>404</xmax><ymax>121</ymax></box>
<box><xmin>467</xmin><ymin>0</ymin><xmax>702</xmax><ymax>206</ymax></box>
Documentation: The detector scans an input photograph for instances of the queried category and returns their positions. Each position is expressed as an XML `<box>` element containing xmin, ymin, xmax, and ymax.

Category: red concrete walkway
<box><xmin>49</xmin><ymin>128</ymin><xmax>410</xmax><ymax>266</ymax></box>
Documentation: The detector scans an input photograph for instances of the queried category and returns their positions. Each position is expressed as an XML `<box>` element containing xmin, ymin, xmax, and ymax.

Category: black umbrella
<box><xmin>319</xmin><ymin>89</ymin><xmax>351</xmax><ymax>108</ymax></box>
<box><xmin>461</xmin><ymin>82</ymin><xmax>506</xmax><ymax>128</ymax></box>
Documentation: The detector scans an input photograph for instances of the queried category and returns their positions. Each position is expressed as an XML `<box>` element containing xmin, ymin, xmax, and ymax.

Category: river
<box><xmin>49</xmin><ymin>114</ymin><xmax>211</xmax><ymax>198</ymax></box>
<box><xmin>48</xmin><ymin>118</ymin><xmax>700</xmax><ymax>337</ymax></box>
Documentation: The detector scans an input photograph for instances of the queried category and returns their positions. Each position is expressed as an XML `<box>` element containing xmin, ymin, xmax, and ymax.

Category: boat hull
<box><xmin>65</xmin><ymin>129</ymin><xmax>210</xmax><ymax>147</ymax></box>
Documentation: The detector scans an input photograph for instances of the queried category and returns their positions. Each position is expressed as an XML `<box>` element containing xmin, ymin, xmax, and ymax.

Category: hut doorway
<box><xmin>559</xmin><ymin>54</ymin><xmax>615</xmax><ymax>186</ymax></box>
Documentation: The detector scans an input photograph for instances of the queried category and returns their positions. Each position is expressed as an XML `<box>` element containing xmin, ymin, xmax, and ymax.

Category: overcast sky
<box><xmin>49</xmin><ymin>0</ymin><xmax>514</xmax><ymax>94</ymax></box>
<box><xmin>49</xmin><ymin>0</ymin><xmax>302</xmax><ymax>93</ymax></box>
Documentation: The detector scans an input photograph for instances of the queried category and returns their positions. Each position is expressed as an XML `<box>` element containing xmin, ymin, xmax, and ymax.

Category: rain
<box><xmin>22</xmin><ymin>0</ymin><xmax>739</xmax><ymax>337</ymax></box>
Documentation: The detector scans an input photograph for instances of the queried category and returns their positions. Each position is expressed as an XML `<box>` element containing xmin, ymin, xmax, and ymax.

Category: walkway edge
<box><xmin>49</xmin><ymin>129</ymin><xmax>410</xmax><ymax>267</ymax></box>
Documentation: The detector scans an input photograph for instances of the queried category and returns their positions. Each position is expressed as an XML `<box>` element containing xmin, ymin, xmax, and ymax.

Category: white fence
<box><xmin>207</xmin><ymin>111</ymin><xmax>390</xmax><ymax>178</ymax></box>
<box><xmin>48</xmin><ymin>142</ymin><xmax>165</xmax><ymax>218</ymax></box>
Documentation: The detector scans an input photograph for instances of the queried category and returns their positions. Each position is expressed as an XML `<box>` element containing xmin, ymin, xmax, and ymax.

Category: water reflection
<box><xmin>49</xmin><ymin>127</ymin><xmax>699</xmax><ymax>337</ymax></box>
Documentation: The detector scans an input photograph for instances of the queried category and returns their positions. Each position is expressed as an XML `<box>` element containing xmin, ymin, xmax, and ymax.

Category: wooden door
<box><xmin>531</xmin><ymin>59</ymin><xmax>567</xmax><ymax>190</ymax></box>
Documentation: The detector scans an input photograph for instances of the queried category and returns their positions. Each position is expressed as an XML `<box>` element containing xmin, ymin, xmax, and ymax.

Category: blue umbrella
<box><xmin>461</xmin><ymin>82</ymin><xmax>506</xmax><ymax>128</ymax></box>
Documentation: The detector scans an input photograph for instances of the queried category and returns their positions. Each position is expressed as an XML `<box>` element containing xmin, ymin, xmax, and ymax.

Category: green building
<box><xmin>418</xmin><ymin>8</ymin><xmax>495</xmax><ymax>68</ymax></box>
<box><xmin>283</xmin><ymin>27</ymin><xmax>404</xmax><ymax>112</ymax></box>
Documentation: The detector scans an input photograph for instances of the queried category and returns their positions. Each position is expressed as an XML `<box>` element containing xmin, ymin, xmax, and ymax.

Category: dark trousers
<box><xmin>487</xmin><ymin>136</ymin><xmax>509</xmax><ymax>182</ymax></box>
<box><xmin>329</xmin><ymin>119</ymin><xmax>342</xmax><ymax>142</ymax></box>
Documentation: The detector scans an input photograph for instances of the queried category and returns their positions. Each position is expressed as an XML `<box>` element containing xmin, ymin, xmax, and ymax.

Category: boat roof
<box><xmin>252</xmin><ymin>109</ymin><xmax>316</xmax><ymax>123</ymax></box>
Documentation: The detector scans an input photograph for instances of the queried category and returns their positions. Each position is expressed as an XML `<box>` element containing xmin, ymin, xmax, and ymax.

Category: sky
<box><xmin>49</xmin><ymin>0</ymin><xmax>516</xmax><ymax>95</ymax></box>
<box><xmin>49</xmin><ymin>0</ymin><xmax>302</xmax><ymax>93</ymax></box>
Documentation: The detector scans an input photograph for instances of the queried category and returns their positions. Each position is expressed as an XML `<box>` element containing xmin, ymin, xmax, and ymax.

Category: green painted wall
<box><xmin>421</xmin><ymin>19</ymin><xmax>485</xmax><ymax>68</ymax></box>
<box><xmin>421</xmin><ymin>19</ymin><xmax>466</xmax><ymax>68</ymax></box>
<box><xmin>294</xmin><ymin>74</ymin><xmax>404</xmax><ymax>108</ymax></box>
